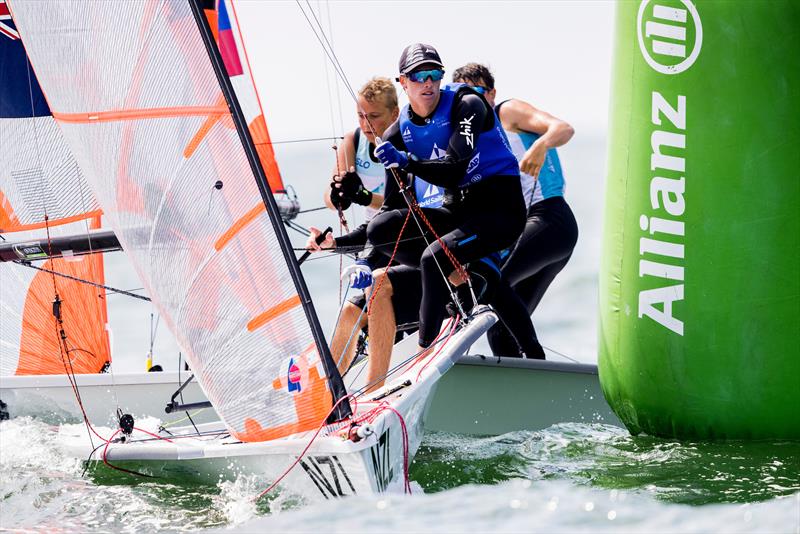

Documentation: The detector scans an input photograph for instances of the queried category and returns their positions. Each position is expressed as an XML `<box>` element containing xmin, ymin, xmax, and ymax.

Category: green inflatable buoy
<box><xmin>599</xmin><ymin>0</ymin><xmax>800</xmax><ymax>439</ymax></box>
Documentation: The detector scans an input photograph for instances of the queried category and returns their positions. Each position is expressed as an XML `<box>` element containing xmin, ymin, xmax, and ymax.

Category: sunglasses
<box><xmin>406</xmin><ymin>69</ymin><xmax>445</xmax><ymax>83</ymax></box>
<box><xmin>471</xmin><ymin>86</ymin><xmax>489</xmax><ymax>94</ymax></box>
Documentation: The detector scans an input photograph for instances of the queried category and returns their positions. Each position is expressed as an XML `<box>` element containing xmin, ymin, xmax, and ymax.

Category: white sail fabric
<box><xmin>9</xmin><ymin>0</ymin><xmax>338</xmax><ymax>441</ymax></box>
<box><xmin>1</xmin><ymin>2</ymin><xmax>110</xmax><ymax>376</ymax></box>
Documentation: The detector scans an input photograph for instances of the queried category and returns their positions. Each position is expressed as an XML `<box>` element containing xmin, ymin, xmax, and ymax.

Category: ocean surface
<box><xmin>2</xmin><ymin>136</ymin><xmax>799</xmax><ymax>532</ymax></box>
<box><xmin>1</xmin><ymin>417</ymin><xmax>798</xmax><ymax>532</ymax></box>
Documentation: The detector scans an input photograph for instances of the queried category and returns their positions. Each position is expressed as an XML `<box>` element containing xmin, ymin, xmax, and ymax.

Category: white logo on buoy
<box><xmin>637</xmin><ymin>0</ymin><xmax>702</xmax><ymax>75</ymax></box>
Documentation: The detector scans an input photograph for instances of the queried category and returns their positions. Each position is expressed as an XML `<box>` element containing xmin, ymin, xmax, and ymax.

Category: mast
<box><xmin>188</xmin><ymin>0</ymin><xmax>351</xmax><ymax>421</ymax></box>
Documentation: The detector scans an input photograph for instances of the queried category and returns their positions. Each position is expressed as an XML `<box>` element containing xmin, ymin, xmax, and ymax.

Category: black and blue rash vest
<box><xmin>398</xmin><ymin>83</ymin><xmax>519</xmax><ymax>188</ymax></box>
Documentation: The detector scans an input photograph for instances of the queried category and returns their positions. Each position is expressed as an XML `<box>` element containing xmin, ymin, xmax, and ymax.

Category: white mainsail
<box><xmin>8</xmin><ymin>0</ymin><xmax>350</xmax><ymax>442</ymax></box>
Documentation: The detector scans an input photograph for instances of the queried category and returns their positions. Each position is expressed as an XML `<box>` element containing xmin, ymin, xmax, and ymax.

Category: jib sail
<box><xmin>0</xmin><ymin>0</ymin><xmax>111</xmax><ymax>375</ymax></box>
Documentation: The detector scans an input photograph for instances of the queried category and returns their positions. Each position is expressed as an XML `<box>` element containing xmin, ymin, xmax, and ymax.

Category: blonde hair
<box><xmin>359</xmin><ymin>77</ymin><xmax>398</xmax><ymax>111</ymax></box>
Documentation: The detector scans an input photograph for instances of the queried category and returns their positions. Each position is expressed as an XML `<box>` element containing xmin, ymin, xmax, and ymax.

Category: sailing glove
<box><xmin>339</xmin><ymin>171</ymin><xmax>373</xmax><ymax>206</ymax></box>
<box><xmin>374</xmin><ymin>141</ymin><xmax>409</xmax><ymax>170</ymax></box>
<box><xmin>347</xmin><ymin>259</ymin><xmax>373</xmax><ymax>290</ymax></box>
<box><xmin>330</xmin><ymin>179</ymin><xmax>353</xmax><ymax>211</ymax></box>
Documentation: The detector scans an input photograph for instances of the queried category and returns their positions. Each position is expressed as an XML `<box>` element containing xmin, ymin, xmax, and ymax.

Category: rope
<box><xmin>366</xmin><ymin>209</ymin><xmax>412</xmax><ymax>316</ymax></box>
<box><xmin>14</xmin><ymin>261</ymin><xmax>151</xmax><ymax>301</ymax></box>
<box><xmin>254</xmin><ymin>394</ymin><xmax>356</xmax><ymax>501</ymax></box>
<box><xmin>100</xmin><ymin>426</ymin><xmax>175</xmax><ymax>478</ymax></box>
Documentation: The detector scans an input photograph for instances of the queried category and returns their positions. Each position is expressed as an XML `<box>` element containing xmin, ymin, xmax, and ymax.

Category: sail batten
<box><xmin>8</xmin><ymin>0</ymin><xmax>349</xmax><ymax>439</ymax></box>
<box><xmin>52</xmin><ymin>105</ymin><xmax>229</xmax><ymax>124</ymax></box>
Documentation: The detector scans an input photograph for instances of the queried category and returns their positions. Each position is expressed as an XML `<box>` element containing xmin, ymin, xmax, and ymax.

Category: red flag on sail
<box><xmin>215</xmin><ymin>0</ymin><xmax>243</xmax><ymax>76</ymax></box>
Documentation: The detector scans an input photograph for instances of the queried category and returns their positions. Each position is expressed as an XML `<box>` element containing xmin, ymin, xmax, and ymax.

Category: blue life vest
<box><xmin>399</xmin><ymin>84</ymin><xmax>519</xmax><ymax>188</ymax></box>
<box><xmin>414</xmin><ymin>177</ymin><xmax>444</xmax><ymax>208</ymax></box>
<box><xmin>505</xmin><ymin>131</ymin><xmax>566</xmax><ymax>206</ymax></box>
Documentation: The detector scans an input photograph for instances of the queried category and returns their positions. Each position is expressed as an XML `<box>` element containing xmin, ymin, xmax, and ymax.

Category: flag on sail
<box><xmin>201</xmin><ymin>0</ymin><xmax>284</xmax><ymax>194</ymax></box>
<box><xmin>212</xmin><ymin>0</ymin><xmax>243</xmax><ymax>76</ymax></box>
<box><xmin>0</xmin><ymin>0</ymin><xmax>19</xmax><ymax>41</ymax></box>
<box><xmin>0</xmin><ymin>1</ymin><xmax>110</xmax><ymax>376</ymax></box>
<box><xmin>8</xmin><ymin>0</ymin><xmax>349</xmax><ymax>442</ymax></box>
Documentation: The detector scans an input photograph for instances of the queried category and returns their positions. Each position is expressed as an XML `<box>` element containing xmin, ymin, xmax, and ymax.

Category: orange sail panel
<box><xmin>18</xmin><ymin>254</ymin><xmax>110</xmax><ymax>375</ymax></box>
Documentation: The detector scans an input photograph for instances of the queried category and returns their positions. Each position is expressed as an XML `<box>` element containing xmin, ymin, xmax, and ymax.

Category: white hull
<box><xmin>56</xmin><ymin>310</ymin><xmax>497</xmax><ymax>500</ymax></box>
<box><xmin>0</xmin><ymin>371</ymin><xmax>217</xmax><ymax>425</ymax></box>
<box><xmin>0</xmin><ymin>340</ymin><xmax>621</xmax><ymax>436</ymax></box>
<box><xmin>427</xmin><ymin>357</ymin><xmax>622</xmax><ymax>434</ymax></box>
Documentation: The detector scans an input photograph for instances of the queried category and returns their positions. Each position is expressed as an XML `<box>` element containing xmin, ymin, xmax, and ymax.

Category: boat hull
<box><xmin>57</xmin><ymin>311</ymin><xmax>497</xmax><ymax>500</ymax></box>
<box><xmin>0</xmin><ymin>371</ymin><xmax>217</xmax><ymax>425</ymax></box>
<box><xmin>0</xmin><ymin>358</ymin><xmax>620</xmax><ymax>434</ymax></box>
<box><xmin>426</xmin><ymin>357</ymin><xmax>622</xmax><ymax>435</ymax></box>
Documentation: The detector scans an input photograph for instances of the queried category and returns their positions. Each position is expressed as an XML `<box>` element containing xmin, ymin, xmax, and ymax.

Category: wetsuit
<box><xmin>330</xmin><ymin>127</ymin><xmax>386</xmax><ymax>255</ymax></box>
<box><xmin>340</xmin><ymin>172</ymin><xmax>444</xmax><ymax>326</ymax></box>
<box><xmin>368</xmin><ymin>84</ymin><xmax>526</xmax><ymax>347</ymax></box>
<box><xmin>486</xmin><ymin>100</ymin><xmax>579</xmax><ymax>358</ymax></box>
<box><xmin>352</xmin><ymin>127</ymin><xmax>386</xmax><ymax>223</ymax></box>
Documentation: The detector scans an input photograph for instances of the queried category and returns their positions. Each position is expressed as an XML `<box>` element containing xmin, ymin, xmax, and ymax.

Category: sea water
<box><xmin>2</xmin><ymin>137</ymin><xmax>798</xmax><ymax>531</ymax></box>
<box><xmin>1</xmin><ymin>417</ymin><xmax>798</xmax><ymax>532</ymax></box>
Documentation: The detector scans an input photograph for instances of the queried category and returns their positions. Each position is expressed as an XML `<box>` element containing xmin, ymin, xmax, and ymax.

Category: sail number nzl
<box><xmin>299</xmin><ymin>455</ymin><xmax>356</xmax><ymax>499</ymax></box>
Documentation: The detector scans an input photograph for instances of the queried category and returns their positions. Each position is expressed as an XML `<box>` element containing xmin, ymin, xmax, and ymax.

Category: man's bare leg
<box><xmin>330</xmin><ymin>301</ymin><xmax>367</xmax><ymax>376</ymax></box>
<box><xmin>364</xmin><ymin>269</ymin><xmax>397</xmax><ymax>393</ymax></box>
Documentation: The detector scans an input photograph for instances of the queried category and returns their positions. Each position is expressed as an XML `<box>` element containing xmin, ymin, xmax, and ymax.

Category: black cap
<box><xmin>398</xmin><ymin>43</ymin><xmax>444</xmax><ymax>75</ymax></box>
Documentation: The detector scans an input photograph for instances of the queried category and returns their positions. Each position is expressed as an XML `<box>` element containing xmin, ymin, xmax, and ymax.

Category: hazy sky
<box><xmin>234</xmin><ymin>1</ymin><xmax>616</xmax><ymax>140</ymax></box>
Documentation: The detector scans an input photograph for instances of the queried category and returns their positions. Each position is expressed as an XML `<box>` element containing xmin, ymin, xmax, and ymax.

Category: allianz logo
<box><xmin>637</xmin><ymin>0</ymin><xmax>702</xmax><ymax>75</ymax></box>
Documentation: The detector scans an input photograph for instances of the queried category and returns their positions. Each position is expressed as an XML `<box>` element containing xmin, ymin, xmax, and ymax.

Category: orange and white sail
<box><xmin>8</xmin><ymin>0</ymin><xmax>350</xmax><ymax>442</ymax></box>
<box><xmin>0</xmin><ymin>1</ymin><xmax>110</xmax><ymax>376</ymax></box>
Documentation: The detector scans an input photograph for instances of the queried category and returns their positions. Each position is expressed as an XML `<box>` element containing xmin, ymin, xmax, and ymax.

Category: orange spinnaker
<box><xmin>16</xmin><ymin>218</ymin><xmax>110</xmax><ymax>375</ymax></box>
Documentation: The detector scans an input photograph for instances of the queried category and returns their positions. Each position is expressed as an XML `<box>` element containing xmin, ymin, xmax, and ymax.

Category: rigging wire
<box><xmin>320</xmin><ymin>0</ymin><xmax>345</xmax><ymax>135</ymax></box>
<box><xmin>23</xmin><ymin>39</ymin><xmax>105</xmax><ymax>449</ymax></box>
<box><xmin>296</xmin><ymin>205</ymin><xmax>328</xmax><ymax>215</ymax></box>
<box><xmin>13</xmin><ymin>261</ymin><xmax>151</xmax><ymax>301</ymax></box>
<box><xmin>264</xmin><ymin>135</ymin><xmax>344</xmax><ymax>145</ymax></box>
<box><xmin>294</xmin><ymin>0</ymin><xmax>471</xmax><ymax>317</ymax></box>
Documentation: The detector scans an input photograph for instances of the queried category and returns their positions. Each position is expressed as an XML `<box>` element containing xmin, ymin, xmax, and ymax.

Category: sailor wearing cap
<box><xmin>368</xmin><ymin>43</ymin><xmax>529</xmax><ymax>355</ymax></box>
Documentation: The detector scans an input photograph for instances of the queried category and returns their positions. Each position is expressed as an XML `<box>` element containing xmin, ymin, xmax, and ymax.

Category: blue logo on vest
<box><xmin>466</xmin><ymin>153</ymin><xmax>480</xmax><ymax>174</ymax></box>
<box><xmin>429</xmin><ymin>143</ymin><xmax>447</xmax><ymax>160</ymax></box>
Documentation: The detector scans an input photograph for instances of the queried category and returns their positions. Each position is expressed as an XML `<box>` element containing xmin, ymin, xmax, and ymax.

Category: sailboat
<box><xmin>0</xmin><ymin>0</ymin><xmax>295</xmax><ymax>427</ymax></box>
<box><xmin>0</xmin><ymin>0</ymin><xmax>618</xmax><ymax>440</ymax></box>
<box><xmin>4</xmin><ymin>0</ymin><xmax>504</xmax><ymax>498</ymax></box>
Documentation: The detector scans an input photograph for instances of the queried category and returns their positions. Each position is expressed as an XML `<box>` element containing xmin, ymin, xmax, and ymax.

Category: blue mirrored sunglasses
<box><xmin>407</xmin><ymin>69</ymin><xmax>445</xmax><ymax>83</ymax></box>
<box><xmin>470</xmin><ymin>86</ymin><xmax>488</xmax><ymax>94</ymax></box>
